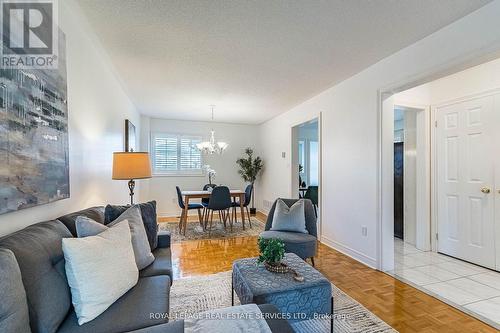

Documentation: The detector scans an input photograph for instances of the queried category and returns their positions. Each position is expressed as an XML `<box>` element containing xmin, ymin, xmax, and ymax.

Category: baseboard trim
<box><xmin>320</xmin><ymin>236</ymin><xmax>378</xmax><ymax>269</ymax></box>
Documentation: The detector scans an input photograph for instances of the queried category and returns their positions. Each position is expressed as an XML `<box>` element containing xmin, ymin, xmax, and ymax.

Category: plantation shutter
<box><xmin>153</xmin><ymin>135</ymin><xmax>178</xmax><ymax>171</ymax></box>
<box><xmin>180</xmin><ymin>137</ymin><xmax>202</xmax><ymax>170</ymax></box>
<box><xmin>152</xmin><ymin>133</ymin><xmax>203</xmax><ymax>174</ymax></box>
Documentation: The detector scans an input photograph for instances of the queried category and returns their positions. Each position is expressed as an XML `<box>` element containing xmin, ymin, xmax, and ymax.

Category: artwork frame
<box><xmin>125</xmin><ymin>119</ymin><xmax>136</xmax><ymax>152</ymax></box>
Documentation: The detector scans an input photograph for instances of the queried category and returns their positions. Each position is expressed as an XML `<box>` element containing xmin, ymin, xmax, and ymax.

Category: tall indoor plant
<box><xmin>236</xmin><ymin>148</ymin><xmax>263</xmax><ymax>214</ymax></box>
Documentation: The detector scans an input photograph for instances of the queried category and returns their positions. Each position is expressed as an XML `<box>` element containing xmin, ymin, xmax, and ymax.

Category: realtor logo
<box><xmin>1</xmin><ymin>0</ymin><xmax>58</xmax><ymax>69</ymax></box>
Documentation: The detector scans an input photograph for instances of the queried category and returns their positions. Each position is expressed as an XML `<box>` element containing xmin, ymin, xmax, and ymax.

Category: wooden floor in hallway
<box><xmin>162</xmin><ymin>214</ymin><xmax>497</xmax><ymax>333</ymax></box>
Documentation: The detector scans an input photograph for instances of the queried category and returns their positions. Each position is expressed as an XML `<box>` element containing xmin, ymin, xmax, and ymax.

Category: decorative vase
<box><xmin>264</xmin><ymin>261</ymin><xmax>289</xmax><ymax>273</ymax></box>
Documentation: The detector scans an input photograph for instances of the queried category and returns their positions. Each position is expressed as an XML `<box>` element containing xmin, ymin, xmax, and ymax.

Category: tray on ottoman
<box><xmin>232</xmin><ymin>253</ymin><xmax>332</xmax><ymax>326</ymax></box>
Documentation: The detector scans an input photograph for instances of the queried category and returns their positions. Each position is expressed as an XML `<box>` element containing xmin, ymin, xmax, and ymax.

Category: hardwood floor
<box><xmin>162</xmin><ymin>214</ymin><xmax>497</xmax><ymax>332</ymax></box>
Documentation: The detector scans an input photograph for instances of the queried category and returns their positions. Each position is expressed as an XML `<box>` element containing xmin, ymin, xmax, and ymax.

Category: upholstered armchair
<box><xmin>259</xmin><ymin>198</ymin><xmax>318</xmax><ymax>266</ymax></box>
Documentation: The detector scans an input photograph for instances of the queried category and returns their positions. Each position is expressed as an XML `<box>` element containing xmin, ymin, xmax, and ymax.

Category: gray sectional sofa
<box><xmin>0</xmin><ymin>206</ymin><xmax>294</xmax><ymax>333</ymax></box>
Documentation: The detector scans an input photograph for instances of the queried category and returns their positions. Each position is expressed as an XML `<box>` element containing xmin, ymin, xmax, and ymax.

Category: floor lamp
<box><xmin>112</xmin><ymin>152</ymin><xmax>152</xmax><ymax>205</ymax></box>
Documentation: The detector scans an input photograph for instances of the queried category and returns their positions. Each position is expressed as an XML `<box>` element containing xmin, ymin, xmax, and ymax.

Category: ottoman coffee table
<box><xmin>232</xmin><ymin>252</ymin><xmax>333</xmax><ymax>330</ymax></box>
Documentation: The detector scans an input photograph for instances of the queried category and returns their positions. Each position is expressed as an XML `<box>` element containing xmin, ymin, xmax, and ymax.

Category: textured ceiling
<box><xmin>76</xmin><ymin>0</ymin><xmax>491</xmax><ymax>124</ymax></box>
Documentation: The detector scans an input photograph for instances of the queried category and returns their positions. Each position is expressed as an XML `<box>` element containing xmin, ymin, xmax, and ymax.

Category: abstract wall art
<box><xmin>0</xmin><ymin>34</ymin><xmax>69</xmax><ymax>215</ymax></box>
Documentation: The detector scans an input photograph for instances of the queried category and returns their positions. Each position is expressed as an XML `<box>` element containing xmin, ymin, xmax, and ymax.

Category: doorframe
<box><xmin>395</xmin><ymin>103</ymin><xmax>431</xmax><ymax>251</ymax></box>
<box><xmin>376</xmin><ymin>53</ymin><xmax>500</xmax><ymax>272</ymax></box>
<box><xmin>290</xmin><ymin>113</ymin><xmax>323</xmax><ymax>241</ymax></box>
<box><xmin>430</xmin><ymin>87</ymin><xmax>500</xmax><ymax>254</ymax></box>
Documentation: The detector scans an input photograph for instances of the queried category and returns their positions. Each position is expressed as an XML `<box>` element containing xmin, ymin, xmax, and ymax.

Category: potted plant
<box><xmin>257</xmin><ymin>237</ymin><xmax>288</xmax><ymax>273</ymax></box>
<box><xmin>236</xmin><ymin>147</ymin><xmax>263</xmax><ymax>215</ymax></box>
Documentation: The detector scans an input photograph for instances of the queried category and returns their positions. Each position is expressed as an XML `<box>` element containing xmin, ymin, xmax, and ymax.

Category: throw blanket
<box><xmin>185</xmin><ymin>303</ymin><xmax>273</xmax><ymax>333</ymax></box>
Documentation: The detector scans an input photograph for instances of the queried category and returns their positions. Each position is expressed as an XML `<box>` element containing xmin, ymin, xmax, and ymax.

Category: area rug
<box><xmin>170</xmin><ymin>271</ymin><xmax>397</xmax><ymax>333</ymax></box>
<box><xmin>159</xmin><ymin>217</ymin><xmax>265</xmax><ymax>243</ymax></box>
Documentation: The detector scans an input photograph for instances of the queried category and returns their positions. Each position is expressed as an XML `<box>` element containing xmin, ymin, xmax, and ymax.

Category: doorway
<box><xmin>392</xmin><ymin>105</ymin><xmax>429</xmax><ymax>248</ymax></box>
<box><xmin>381</xmin><ymin>58</ymin><xmax>500</xmax><ymax>329</ymax></box>
<box><xmin>291</xmin><ymin>118</ymin><xmax>320</xmax><ymax>219</ymax></box>
<box><xmin>393</xmin><ymin>108</ymin><xmax>405</xmax><ymax>240</ymax></box>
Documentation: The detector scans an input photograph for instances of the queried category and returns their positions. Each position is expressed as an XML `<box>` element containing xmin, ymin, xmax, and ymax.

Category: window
<box><xmin>151</xmin><ymin>133</ymin><xmax>203</xmax><ymax>175</ymax></box>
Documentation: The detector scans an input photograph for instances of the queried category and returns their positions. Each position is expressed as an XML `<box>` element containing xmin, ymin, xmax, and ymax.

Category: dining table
<box><xmin>179</xmin><ymin>189</ymin><xmax>246</xmax><ymax>235</ymax></box>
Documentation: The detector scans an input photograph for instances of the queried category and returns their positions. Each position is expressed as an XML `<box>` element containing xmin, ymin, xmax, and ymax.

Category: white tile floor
<box><xmin>389</xmin><ymin>238</ymin><xmax>500</xmax><ymax>329</ymax></box>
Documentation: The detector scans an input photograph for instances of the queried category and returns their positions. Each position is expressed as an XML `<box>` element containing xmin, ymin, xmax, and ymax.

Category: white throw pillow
<box><xmin>270</xmin><ymin>199</ymin><xmax>308</xmax><ymax>233</ymax></box>
<box><xmin>75</xmin><ymin>205</ymin><xmax>155</xmax><ymax>270</ymax></box>
<box><xmin>62</xmin><ymin>220</ymin><xmax>138</xmax><ymax>325</ymax></box>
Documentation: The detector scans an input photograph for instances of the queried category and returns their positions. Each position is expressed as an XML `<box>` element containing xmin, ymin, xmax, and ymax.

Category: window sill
<box><xmin>152</xmin><ymin>173</ymin><xmax>204</xmax><ymax>178</ymax></box>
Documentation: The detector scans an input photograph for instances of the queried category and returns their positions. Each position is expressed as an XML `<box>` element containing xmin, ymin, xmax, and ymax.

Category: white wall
<box><xmin>0</xmin><ymin>0</ymin><xmax>140</xmax><ymax>237</ymax></box>
<box><xmin>258</xmin><ymin>1</ymin><xmax>500</xmax><ymax>269</ymax></box>
<box><xmin>259</xmin><ymin>109</ymin><xmax>321</xmax><ymax>212</ymax></box>
<box><xmin>140</xmin><ymin>116</ymin><xmax>259</xmax><ymax>216</ymax></box>
<box><xmin>397</xmin><ymin>57</ymin><xmax>500</xmax><ymax>105</ymax></box>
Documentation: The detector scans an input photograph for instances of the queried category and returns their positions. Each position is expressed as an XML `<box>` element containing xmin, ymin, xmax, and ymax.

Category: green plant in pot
<box><xmin>236</xmin><ymin>148</ymin><xmax>263</xmax><ymax>215</ymax></box>
<box><xmin>257</xmin><ymin>237</ymin><xmax>287</xmax><ymax>273</ymax></box>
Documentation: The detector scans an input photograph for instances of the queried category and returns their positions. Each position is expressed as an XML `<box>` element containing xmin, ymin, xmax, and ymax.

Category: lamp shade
<box><xmin>112</xmin><ymin>152</ymin><xmax>152</xmax><ymax>180</ymax></box>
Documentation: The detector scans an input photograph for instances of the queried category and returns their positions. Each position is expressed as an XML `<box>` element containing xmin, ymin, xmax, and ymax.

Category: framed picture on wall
<box><xmin>0</xmin><ymin>32</ymin><xmax>70</xmax><ymax>215</ymax></box>
<box><xmin>125</xmin><ymin>119</ymin><xmax>136</xmax><ymax>152</ymax></box>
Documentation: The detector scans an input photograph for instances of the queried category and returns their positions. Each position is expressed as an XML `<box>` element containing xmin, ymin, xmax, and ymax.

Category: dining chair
<box><xmin>201</xmin><ymin>184</ymin><xmax>216</xmax><ymax>222</ymax></box>
<box><xmin>205</xmin><ymin>186</ymin><xmax>232</xmax><ymax>235</ymax></box>
<box><xmin>176</xmin><ymin>186</ymin><xmax>204</xmax><ymax>231</ymax></box>
<box><xmin>303</xmin><ymin>186</ymin><xmax>318</xmax><ymax>217</ymax></box>
<box><xmin>231</xmin><ymin>183</ymin><xmax>253</xmax><ymax>228</ymax></box>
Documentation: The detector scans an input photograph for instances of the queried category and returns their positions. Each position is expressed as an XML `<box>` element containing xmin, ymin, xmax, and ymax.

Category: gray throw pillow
<box><xmin>105</xmin><ymin>201</ymin><xmax>158</xmax><ymax>250</ymax></box>
<box><xmin>0</xmin><ymin>248</ymin><xmax>31</xmax><ymax>333</ymax></box>
<box><xmin>270</xmin><ymin>199</ymin><xmax>308</xmax><ymax>234</ymax></box>
<box><xmin>76</xmin><ymin>206</ymin><xmax>155</xmax><ymax>270</ymax></box>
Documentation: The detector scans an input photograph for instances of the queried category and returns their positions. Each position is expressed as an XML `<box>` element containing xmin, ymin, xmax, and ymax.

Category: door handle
<box><xmin>481</xmin><ymin>187</ymin><xmax>491</xmax><ymax>194</ymax></box>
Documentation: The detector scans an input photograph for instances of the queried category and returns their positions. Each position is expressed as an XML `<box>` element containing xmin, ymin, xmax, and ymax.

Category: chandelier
<box><xmin>196</xmin><ymin>105</ymin><xmax>228</xmax><ymax>154</ymax></box>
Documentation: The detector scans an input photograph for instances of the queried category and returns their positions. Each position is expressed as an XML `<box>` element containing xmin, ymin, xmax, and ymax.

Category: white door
<box><xmin>436</xmin><ymin>95</ymin><xmax>496</xmax><ymax>269</ymax></box>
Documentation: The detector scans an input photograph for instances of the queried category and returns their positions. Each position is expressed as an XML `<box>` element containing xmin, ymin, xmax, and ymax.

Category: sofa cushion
<box><xmin>105</xmin><ymin>201</ymin><xmax>158</xmax><ymax>250</ymax></box>
<box><xmin>0</xmin><ymin>220</ymin><xmax>72</xmax><ymax>333</ymax></box>
<box><xmin>0</xmin><ymin>248</ymin><xmax>31</xmax><ymax>333</ymax></box>
<box><xmin>58</xmin><ymin>207</ymin><xmax>105</xmax><ymax>236</ymax></box>
<box><xmin>63</xmin><ymin>221</ymin><xmax>139</xmax><ymax>325</ymax></box>
<box><xmin>77</xmin><ymin>207</ymin><xmax>155</xmax><ymax>270</ymax></box>
<box><xmin>259</xmin><ymin>230</ymin><xmax>317</xmax><ymax>259</ymax></box>
<box><xmin>139</xmin><ymin>247</ymin><xmax>173</xmax><ymax>283</ymax></box>
<box><xmin>57</xmin><ymin>276</ymin><xmax>171</xmax><ymax>333</ymax></box>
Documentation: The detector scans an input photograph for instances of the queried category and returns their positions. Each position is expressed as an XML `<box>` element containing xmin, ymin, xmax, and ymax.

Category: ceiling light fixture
<box><xmin>196</xmin><ymin>105</ymin><xmax>228</xmax><ymax>155</ymax></box>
